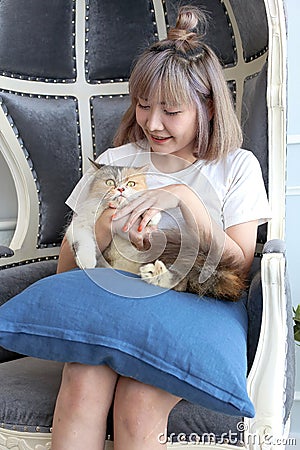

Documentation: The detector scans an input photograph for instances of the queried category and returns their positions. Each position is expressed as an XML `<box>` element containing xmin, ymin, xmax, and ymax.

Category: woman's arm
<box><xmin>224</xmin><ymin>221</ymin><xmax>258</xmax><ymax>274</ymax></box>
<box><xmin>56</xmin><ymin>236</ymin><xmax>78</xmax><ymax>274</ymax></box>
<box><xmin>111</xmin><ymin>184</ymin><xmax>258</xmax><ymax>275</ymax></box>
<box><xmin>175</xmin><ymin>184</ymin><xmax>258</xmax><ymax>273</ymax></box>
<box><xmin>57</xmin><ymin>208</ymin><xmax>116</xmax><ymax>274</ymax></box>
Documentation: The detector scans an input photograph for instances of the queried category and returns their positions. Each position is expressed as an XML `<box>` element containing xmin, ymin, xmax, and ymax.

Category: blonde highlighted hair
<box><xmin>114</xmin><ymin>5</ymin><xmax>242</xmax><ymax>162</ymax></box>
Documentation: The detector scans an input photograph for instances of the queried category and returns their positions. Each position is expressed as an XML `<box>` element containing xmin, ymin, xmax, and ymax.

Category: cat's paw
<box><xmin>139</xmin><ymin>260</ymin><xmax>173</xmax><ymax>288</ymax></box>
<box><xmin>75</xmin><ymin>251</ymin><xmax>97</xmax><ymax>269</ymax></box>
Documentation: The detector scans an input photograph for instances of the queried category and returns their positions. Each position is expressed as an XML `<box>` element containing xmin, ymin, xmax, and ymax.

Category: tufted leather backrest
<box><xmin>0</xmin><ymin>0</ymin><xmax>273</xmax><ymax>265</ymax></box>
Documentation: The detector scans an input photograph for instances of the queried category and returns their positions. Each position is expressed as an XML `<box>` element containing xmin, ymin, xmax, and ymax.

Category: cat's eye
<box><xmin>126</xmin><ymin>181</ymin><xmax>136</xmax><ymax>187</ymax></box>
<box><xmin>105</xmin><ymin>179</ymin><xmax>116</xmax><ymax>187</ymax></box>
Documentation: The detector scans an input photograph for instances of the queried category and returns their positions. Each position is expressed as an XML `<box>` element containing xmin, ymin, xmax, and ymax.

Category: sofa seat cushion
<box><xmin>0</xmin><ymin>260</ymin><xmax>58</xmax><ymax>363</ymax></box>
<box><xmin>0</xmin><ymin>357</ymin><xmax>63</xmax><ymax>432</ymax></box>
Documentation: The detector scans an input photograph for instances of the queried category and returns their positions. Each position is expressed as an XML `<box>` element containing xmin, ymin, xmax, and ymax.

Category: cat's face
<box><xmin>89</xmin><ymin>163</ymin><xmax>148</xmax><ymax>202</ymax></box>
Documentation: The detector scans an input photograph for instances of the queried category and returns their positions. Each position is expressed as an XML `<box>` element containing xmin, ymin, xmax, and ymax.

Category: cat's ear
<box><xmin>88</xmin><ymin>157</ymin><xmax>105</xmax><ymax>171</ymax></box>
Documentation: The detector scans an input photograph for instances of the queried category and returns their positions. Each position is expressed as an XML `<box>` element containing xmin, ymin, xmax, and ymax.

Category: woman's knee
<box><xmin>114</xmin><ymin>377</ymin><xmax>180</xmax><ymax>437</ymax></box>
<box><xmin>59</xmin><ymin>363</ymin><xmax>117</xmax><ymax>408</ymax></box>
<box><xmin>62</xmin><ymin>363</ymin><xmax>98</xmax><ymax>389</ymax></box>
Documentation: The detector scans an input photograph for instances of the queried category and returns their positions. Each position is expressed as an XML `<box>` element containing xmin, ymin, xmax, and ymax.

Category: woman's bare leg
<box><xmin>113</xmin><ymin>377</ymin><xmax>180</xmax><ymax>450</ymax></box>
<box><xmin>51</xmin><ymin>363</ymin><xmax>118</xmax><ymax>450</ymax></box>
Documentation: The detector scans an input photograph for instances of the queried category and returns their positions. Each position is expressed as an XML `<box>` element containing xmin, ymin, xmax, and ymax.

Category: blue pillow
<box><xmin>0</xmin><ymin>268</ymin><xmax>254</xmax><ymax>418</ymax></box>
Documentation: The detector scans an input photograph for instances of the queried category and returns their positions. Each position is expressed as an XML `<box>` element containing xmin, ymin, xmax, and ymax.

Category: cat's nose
<box><xmin>117</xmin><ymin>187</ymin><xmax>125</xmax><ymax>193</ymax></box>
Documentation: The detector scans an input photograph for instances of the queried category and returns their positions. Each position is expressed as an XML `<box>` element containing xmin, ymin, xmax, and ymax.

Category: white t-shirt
<box><xmin>66</xmin><ymin>142</ymin><xmax>272</xmax><ymax>230</ymax></box>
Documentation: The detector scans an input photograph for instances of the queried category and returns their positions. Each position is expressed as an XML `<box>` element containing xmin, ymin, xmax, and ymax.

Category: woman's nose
<box><xmin>146</xmin><ymin>109</ymin><xmax>164</xmax><ymax>131</ymax></box>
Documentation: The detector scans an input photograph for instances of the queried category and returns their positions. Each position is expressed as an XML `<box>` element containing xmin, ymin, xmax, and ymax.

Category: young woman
<box><xmin>52</xmin><ymin>6</ymin><xmax>271</xmax><ymax>450</ymax></box>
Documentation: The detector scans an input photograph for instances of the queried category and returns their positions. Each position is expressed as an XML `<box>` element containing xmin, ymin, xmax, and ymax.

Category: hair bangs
<box><xmin>130</xmin><ymin>51</ymin><xmax>193</xmax><ymax>107</ymax></box>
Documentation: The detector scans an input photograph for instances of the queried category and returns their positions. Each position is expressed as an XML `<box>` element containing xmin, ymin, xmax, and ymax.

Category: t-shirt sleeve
<box><xmin>223</xmin><ymin>151</ymin><xmax>272</xmax><ymax>229</ymax></box>
<box><xmin>66</xmin><ymin>150</ymin><xmax>112</xmax><ymax>213</ymax></box>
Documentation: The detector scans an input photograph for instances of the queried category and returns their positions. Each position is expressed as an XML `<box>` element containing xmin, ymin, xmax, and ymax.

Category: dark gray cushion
<box><xmin>0</xmin><ymin>357</ymin><xmax>63</xmax><ymax>432</ymax></box>
<box><xmin>0</xmin><ymin>260</ymin><xmax>57</xmax><ymax>362</ymax></box>
<box><xmin>0</xmin><ymin>260</ymin><xmax>57</xmax><ymax>306</ymax></box>
<box><xmin>168</xmin><ymin>401</ymin><xmax>242</xmax><ymax>444</ymax></box>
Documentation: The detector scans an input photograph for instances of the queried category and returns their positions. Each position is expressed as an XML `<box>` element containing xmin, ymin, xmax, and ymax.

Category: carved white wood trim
<box><xmin>264</xmin><ymin>0</ymin><xmax>287</xmax><ymax>241</ymax></box>
<box><xmin>152</xmin><ymin>0</ymin><xmax>167</xmax><ymax>40</ymax></box>
<box><xmin>246</xmin><ymin>252</ymin><xmax>288</xmax><ymax>450</ymax></box>
<box><xmin>0</xmin><ymin>127</ymin><xmax>37</xmax><ymax>253</ymax></box>
<box><xmin>0</xmin><ymin>428</ymin><xmax>51</xmax><ymax>450</ymax></box>
<box><xmin>0</xmin><ymin>429</ymin><xmax>117</xmax><ymax>450</ymax></box>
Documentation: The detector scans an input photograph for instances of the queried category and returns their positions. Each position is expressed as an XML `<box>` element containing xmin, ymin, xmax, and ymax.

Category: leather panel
<box><xmin>86</xmin><ymin>0</ymin><xmax>158</xmax><ymax>82</ymax></box>
<box><xmin>241</xmin><ymin>64</ymin><xmax>268</xmax><ymax>243</ymax></box>
<box><xmin>91</xmin><ymin>95</ymin><xmax>131</xmax><ymax>157</ymax></box>
<box><xmin>0</xmin><ymin>93</ymin><xmax>81</xmax><ymax>245</ymax></box>
<box><xmin>241</xmin><ymin>64</ymin><xmax>268</xmax><ymax>190</ymax></box>
<box><xmin>229</xmin><ymin>0</ymin><xmax>268</xmax><ymax>61</ymax></box>
<box><xmin>165</xmin><ymin>0</ymin><xmax>237</xmax><ymax>66</ymax></box>
<box><xmin>0</xmin><ymin>0</ymin><xmax>75</xmax><ymax>80</ymax></box>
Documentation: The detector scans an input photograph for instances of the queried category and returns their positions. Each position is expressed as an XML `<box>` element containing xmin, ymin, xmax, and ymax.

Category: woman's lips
<box><xmin>150</xmin><ymin>134</ymin><xmax>172</xmax><ymax>143</ymax></box>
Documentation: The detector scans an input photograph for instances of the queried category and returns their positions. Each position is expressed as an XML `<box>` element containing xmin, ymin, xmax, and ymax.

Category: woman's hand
<box><xmin>111</xmin><ymin>185</ymin><xmax>185</xmax><ymax>232</ymax></box>
<box><xmin>96</xmin><ymin>204</ymin><xmax>156</xmax><ymax>252</ymax></box>
<box><xmin>111</xmin><ymin>212</ymin><xmax>158</xmax><ymax>251</ymax></box>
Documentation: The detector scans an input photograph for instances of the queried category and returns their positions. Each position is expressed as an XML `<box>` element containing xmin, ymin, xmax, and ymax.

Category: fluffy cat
<box><xmin>65</xmin><ymin>161</ymin><xmax>155</xmax><ymax>271</ymax></box>
<box><xmin>66</xmin><ymin>161</ymin><xmax>246</xmax><ymax>301</ymax></box>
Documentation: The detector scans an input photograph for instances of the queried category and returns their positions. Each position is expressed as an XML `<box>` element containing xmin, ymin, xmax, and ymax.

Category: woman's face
<box><xmin>135</xmin><ymin>95</ymin><xmax>198</xmax><ymax>163</ymax></box>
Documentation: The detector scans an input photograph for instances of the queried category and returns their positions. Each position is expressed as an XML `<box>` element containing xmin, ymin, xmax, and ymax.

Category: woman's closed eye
<box><xmin>163</xmin><ymin>109</ymin><xmax>181</xmax><ymax>116</ymax></box>
<box><xmin>137</xmin><ymin>102</ymin><xmax>150</xmax><ymax>110</ymax></box>
<box><xmin>137</xmin><ymin>100</ymin><xmax>181</xmax><ymax>116</ymax></box>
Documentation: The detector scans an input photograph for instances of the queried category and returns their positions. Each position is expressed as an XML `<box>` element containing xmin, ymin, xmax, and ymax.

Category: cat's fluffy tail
<box><xmin>153</xmin><ymin>228</ymin><xmax>247</xmax><ymax>302</ymax></box>
<box><xmin>188</xmin><ymin>251</ymin><xmax>247</xmax><ymax>301</ymax></box>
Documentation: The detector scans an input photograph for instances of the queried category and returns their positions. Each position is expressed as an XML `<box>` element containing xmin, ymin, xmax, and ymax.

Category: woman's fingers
<box><xmin>112</xmin><ymin>195</ymin><xmax>148</xmax><ymax>219</ymax></box>
<box><xmin>129</xmin><ymin>225</ymin><xmax>152</xmax><ymax>251</ymax></box>
<box><xmin>111</xmin><ymin>187</ymin><xmax>181</xmax><ymax>231</ymax></box>
<box><xmin>138</xmin><ymin>208</ymin><xmax>161</xmax><ymax>232</ymax></box>
<box><xmin>112</xmin><ymin>196</ymin><xmax>155</xmax><ymax>231</ymax></box>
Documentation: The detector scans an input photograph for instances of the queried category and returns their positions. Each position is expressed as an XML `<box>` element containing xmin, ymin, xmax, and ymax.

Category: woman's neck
<box><xmin>150</xmin><ymin>151</ymin><xmax>197</xmax><ymax>174</ymax></box>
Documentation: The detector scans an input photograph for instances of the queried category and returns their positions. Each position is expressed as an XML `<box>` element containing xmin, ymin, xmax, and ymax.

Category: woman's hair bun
<box><xmin>167</xmin><ymin>5</ymin><xmax>208</xmax><ymax>43</ymax></box>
